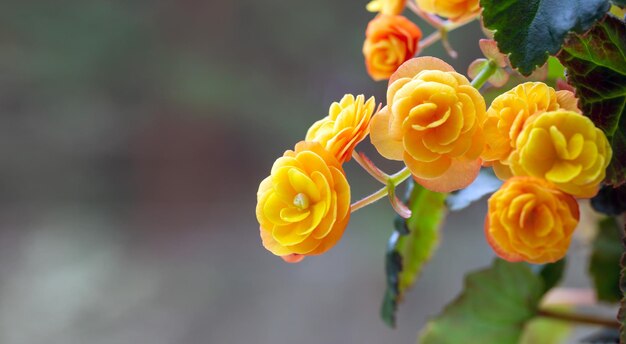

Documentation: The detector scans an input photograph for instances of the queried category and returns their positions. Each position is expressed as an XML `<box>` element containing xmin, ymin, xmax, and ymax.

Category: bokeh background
<box><xmin>0</xmin><ymin>1</ymin><xmax>611</xmax><ymax>343</ymax></box>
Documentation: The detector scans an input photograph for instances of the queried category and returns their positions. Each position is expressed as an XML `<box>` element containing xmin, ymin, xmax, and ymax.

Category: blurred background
<box><xmin>0</xmin><ymin>1</ymin><xmax>609</xmax><ymax>343</ymax></box>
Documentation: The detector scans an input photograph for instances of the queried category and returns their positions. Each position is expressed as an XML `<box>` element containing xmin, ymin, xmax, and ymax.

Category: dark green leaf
<box><xmin>381</xmin><ymin>181</ymin><xmax>447</xmax><ymax>327</ymax></box>
<box><xmin>420</xmin><ymin>259</ymin><xmax>545</xmax><ymax>344</ymax></box>
<box><xmin>558</xmin><ymin>15</ymin><xmax>626</xmax><ymax>186</ymax></box>
<box><xmin>480</xmin><ymin>0</ymin><xmax>610</xmax><ymax>75</ymax></box>
<box><xmin>381</xmin><ymin>235</ymin><xmax>403</xmax><ymax>327</ymax></box>
<box><xmin>590</xmin><ymin>217</ymin><xmax>623</xmax><ymax>303</ymax></box>
<box><xmin>536</xmin><ymin>259</ymin><xmax>567</xmax><ymax>294</ymax></box>
<box><xmin>446</xmin><ymin>168</ymin><xmax>502</xmax><ymax>211</ymax></box>
<box><xmin>591</xmin><ymin>184</ymin><xmax>626</xmax><ymax>216</ymax></box>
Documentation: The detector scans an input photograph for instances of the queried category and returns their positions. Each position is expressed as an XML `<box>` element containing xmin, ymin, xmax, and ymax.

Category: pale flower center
<box><xmin>293</xmin><ymin>193</ymin><xmax>310</xmax><ymax>210</ymax></box>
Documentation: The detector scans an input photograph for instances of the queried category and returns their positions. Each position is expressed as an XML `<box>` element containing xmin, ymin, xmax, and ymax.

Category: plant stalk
<box><xmin>537</xmin><ymin>309</ymin><xmax>620</xmax><ymax>329</ymax></box>
<box><xmin>350</xmin><ymin>168</ymin><xmax>412</xmax><ymax>213</ymax></box>
<box><xmin>470</xmin><ymin>60</ymin><xmax>497</xmax><ymax>89</ymax></box>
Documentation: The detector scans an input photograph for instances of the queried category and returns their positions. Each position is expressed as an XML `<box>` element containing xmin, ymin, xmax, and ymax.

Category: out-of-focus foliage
<box><xmin>420</xmin><ymin>259</ymin><xmax>545</xmax><ymax>343</ymax></box>
<box><xmin>535</xmin><ymin>259</ymin><xmax>567</xmax><ymax>294</ymax></box>
<box><xmin>519</xmin><ymin>306</ymin><xmax>572</xmax><ymax>344</ymax></box>
<box><xmin>590</xmin><ymin>217</ymin><xmax>623</xmax><ymax>303</ymax></box>
<box><xmin>381</xmin><ymin>181</ymin><xmax>447</xmax><ymax>327</ymax></box>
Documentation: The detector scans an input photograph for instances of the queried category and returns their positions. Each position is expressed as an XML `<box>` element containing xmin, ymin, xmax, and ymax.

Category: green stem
<box><xmin>350</xmin><ymin>186</ymin><xmax>389</xmax><ymax>213</ymax></box>
<box><xmin>389</xmin><ymin>167</ymin><xmax>411</xmax><ymax>185</ymax></box>
<box><xmin>350</xmin><ymin>168</ymin><xmax>412</xmax><ymax>213</ymax></box>
<box><xmin>537</xmin><ymin>309</ymin><xmax>619</xmax><ymax>329</ymax></box>
<box><xmin>470</xmin><ymin>60</ymin><xmax>498</xmax><ymax>89</ymax></box>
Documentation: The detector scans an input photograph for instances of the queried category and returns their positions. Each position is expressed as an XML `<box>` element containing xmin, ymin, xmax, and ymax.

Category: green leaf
<box><xmin>546</xmin><ymin>56</ymin><xmax>566</xmax><ymax>81</ymax></box>
<box><xmin>519</xmin><ymin>306</ymin><xmax>572</xmax><ymax>344</ymax></box>
<box><xmin>446</xmin><ymin>168</ymin><xmax>502</xmax><ymax>212</ymax></box>
<box><xmin>590</xmin><ymin>217</ymin><xmax>623</xmax><ymax>303</ymax></box>
<box><xmin>381</xmin><ymin>181</ymin><xmax>447</xmax><ymax>327</ymax></box>
<box><xmin>535</xmin><ymin>259</ymin><xmax>567</xmax><ymax>294</ymax></box>
<box><xmin>480</xmin><ymin>0</ymin><xmax>610</xmax><ymax>75</ymax></box>
<box><xmin>420</xmin><ymin>259</ymin><xmax>545</xmax><ymax>344</ymax></box>
<box><xmin>558</xmin><ymin>15</ymin><xmax>626</xmax><ymax>186</ymax></box>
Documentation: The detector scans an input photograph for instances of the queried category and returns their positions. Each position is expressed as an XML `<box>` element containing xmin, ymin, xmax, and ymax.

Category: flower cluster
<box><xmin>256</xmin><ymin>95</ymin><xmax>375</xmax><ymax>262</ymax></box>
<box><xmin>257</xmin><ymin>3</ymin><xmax>614</xmax><ymax>266</ymax></box>
<box><xmin>482</xmin><ymin>85</ymin><xmax>611</xmax><ymax>263</ymax></box>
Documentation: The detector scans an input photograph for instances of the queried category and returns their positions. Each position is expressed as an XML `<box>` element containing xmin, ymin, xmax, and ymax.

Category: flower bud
<box><xmin>363</xmin><ymin>15</ymin><xmax>422</xmax><ymax>81</ymax></box>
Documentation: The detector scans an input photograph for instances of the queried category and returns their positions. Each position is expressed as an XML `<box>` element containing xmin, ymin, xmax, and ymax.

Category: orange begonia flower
<box><xmin>366</xmin><ymin>0</ymin><xmax>407</xmax><ymax>15</ymax></box>
<box><xmin>306</xmin><ymin>94</ymin><xmax>376</xmax><ymax>163</ymax></box>
<box><xmin>363</xmin><ymin>15</ymin><xmax>422</xmax><ymax>81</ymax></box>
<box><xmin>370</xmin><ymin>57</ymin><xmax>486</xmax><ymax>192</ymax></box>
<box><xmin>508</xmin><ymin>110</ymin><xmax>612</xmax><ymax>198</ymax></box>
<box><xmin>485</xmin><ymin>176</ymin><xmax>579</xmax><ymax>264</ymax></box>
<box><xmin>415</xmin><ymin>0</ymin><xmax>481</xmax><ymax>22</ymax></box>
<box><xmin>481</xmin><ymin>82</ymin><xmax>580</xmax><ymax>179</ymax></box>
<box><xmin>256</xmin><ymin>141</ymin><xmax>351</xmax><ymax>262</ymax></box>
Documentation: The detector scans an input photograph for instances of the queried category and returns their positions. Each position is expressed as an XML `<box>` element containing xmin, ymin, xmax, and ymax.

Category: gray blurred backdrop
<box><xmin>0</xmin><ymin>1</ymin><xmax>605</xmax><ymax>343</ymax></box>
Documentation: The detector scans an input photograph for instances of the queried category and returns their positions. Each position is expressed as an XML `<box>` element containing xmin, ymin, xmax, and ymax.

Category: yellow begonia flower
<box><xmin>415</xmin><ymin>0</ymin><xmax>481</xmax><ymax>22</ymax></box>
<box><xmin>481</xmin><ymin>82</ymin><xmax>580</xmax><ymax>179</ymax></box>
<box><xmin>366</xmin><ymin>0</ymin><xmax>406</xmax><ymax>15</ymax></box>
<box><xmin>306</xmin><ymin>94</ymin><xmax>376</xmax><ymax>163</ymax></box>
<box><xmin>509</xmin><ymin>110</ymin><xmax>612</xmax><ymax>198</ymax></box>
<box><xmin>486</xmin><ymin>176</ymin><xmax>579</xmax><ymax>264</ymax></box>
<box><xmin>256</xmin><ymin>141</ymin><xmax>350</xmax><ymax>262</ymax></box>
<box><xmin>370</xmin><ymin>57</ymin><xmax>486</xmax><ymax>192</ymax></box>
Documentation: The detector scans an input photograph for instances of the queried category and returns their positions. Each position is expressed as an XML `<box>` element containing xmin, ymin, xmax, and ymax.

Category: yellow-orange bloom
<box><xmin>306</xmin><ymin>94</ymin><xmax>376</xmax><ymax>163</ymax></box>
<box><xmin>363</xmin><ymin>15</ymin><xmax>422</xmax><ymax>81</ymax></box>
<box><xmin>509</xmin><ymin>110</ymin><xmax>612</xmax><ymax>198</ymax></box>
<box><xmin>256</xmin><ymin>141</ymin><xmax>351</xmax><ymax>262</ymax></box>
<box><xmin>482</xmin><ymin>82</ymin><xmax>580</xmax><ymax>179</ymax></box>
<box><xmin>415</xmin><ymin>0</ymin><xmax>481</xmax><ymax>21</ymax></box>
<box><xmin>485</xmin><ymin>176</ymin><xmax>579</xmax><ymax>264</ymax></box>
<box><xmin>370</xmin><ymin>57</ymin><xmax>486</xmax><ymax>192</ymax></box>
<box><xmin>366</xmin><ymin>0</ymin><xmax>406</xmax><ymax>15</ymax></box>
